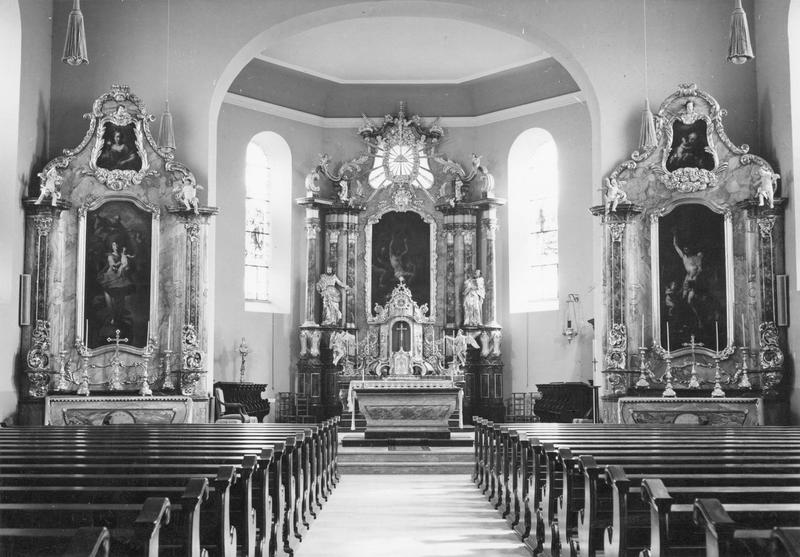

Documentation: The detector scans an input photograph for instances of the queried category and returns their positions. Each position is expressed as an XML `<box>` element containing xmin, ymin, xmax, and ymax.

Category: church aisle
<box><xmin>298</xmin><ymin>474</ymin><xmax>531</xmax><ymax>557</ymax></box>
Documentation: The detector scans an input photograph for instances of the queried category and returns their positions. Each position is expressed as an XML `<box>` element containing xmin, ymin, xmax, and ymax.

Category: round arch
<box><xmin>207</xmin><ymin>0</ymin><xmax>600</xmax><ymax>202</ymax></box>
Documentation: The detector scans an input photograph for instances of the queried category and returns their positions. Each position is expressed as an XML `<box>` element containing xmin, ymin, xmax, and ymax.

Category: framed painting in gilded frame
<box><xmin>76</xmin><ymin>195</ymin><xmax>159</xmax><ymax>354</ymax></box>
<box><xmin>650</xmin><ymin>200</ymin><xmax>734</xmax><ymax>358</ymax></box>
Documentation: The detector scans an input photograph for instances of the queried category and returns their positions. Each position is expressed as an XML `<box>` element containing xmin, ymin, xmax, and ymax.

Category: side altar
<box><xmin>293</xmin><ymin>104</ymin><xmax>506</xmax><ymax>428</ymax></box>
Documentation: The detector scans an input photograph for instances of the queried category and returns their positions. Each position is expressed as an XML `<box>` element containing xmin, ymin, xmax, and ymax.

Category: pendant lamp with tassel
<box><xmin>158</xmin><ymin>0</ymin><xmax>176</xmax><ymax>152</ymax></box>
<box><xmin>639</xmin><ymin>0</ymin><xmax>657</xmax><ymax>151</ymax></box>
<box><xmin>62</xmin><ymin>0</ymin><xmax>88</xmax><ymax>66</ymax></box>
<box><xmin>727</xmin><ymin>0</ymin><xmax>754</xmax><ymax>64</ymax></box>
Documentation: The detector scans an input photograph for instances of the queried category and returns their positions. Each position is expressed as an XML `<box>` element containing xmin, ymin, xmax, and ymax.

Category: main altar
<box><xmin>294</xmin><ymin>104</ymin><xmax>506</xmax><ymax>429</ymax></box>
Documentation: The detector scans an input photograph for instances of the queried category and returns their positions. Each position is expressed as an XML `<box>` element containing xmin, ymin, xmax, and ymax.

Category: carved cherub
<box><xmin>756</xmin><ymin>166</ymin><xmax>779</xmax><ymax>208</ymax></box>
<box><xmin>338</xmin><ymin>179</ymin><xmax>349</xmax><ymax>203</ymax></box>
<box><xmin>480</xmin><ymin>166</ymin><xmax>496</xmax><ymax>198</ymax></box>
<box><xmin>173</xmin><ymin>178</ymin><xmax>202</xmax><ymax>214</ymax></box>
<box><xmin>604</xmin><ymin>176</ymin><xmax>629</xmax><ymax>213</ymax></box>
<box><xmin>35</xmin><ymin>167</ymin><xmax>63</xmax><ymax>206</ymax></box>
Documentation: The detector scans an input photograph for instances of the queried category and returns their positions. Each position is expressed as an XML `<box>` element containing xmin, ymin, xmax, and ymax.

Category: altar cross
<box><xmin>107</xmin><ymin>329</ymin><xmax>129</xmax><ymax>349</ymax></box>
<box><xmin>396</xmin><ymin>322</ymin><xmax>409</xmax><ymax>350</ymax></box>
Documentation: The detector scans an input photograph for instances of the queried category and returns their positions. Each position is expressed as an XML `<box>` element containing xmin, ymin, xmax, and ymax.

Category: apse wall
<box><xmin>213</xmin><ymin>99</ymin><xmax>591</xmax><ymax>399</ymax></box>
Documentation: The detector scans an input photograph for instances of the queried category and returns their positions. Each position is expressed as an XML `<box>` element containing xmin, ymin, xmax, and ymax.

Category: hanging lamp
<box><xmin>158</xmin><ymin>0</ymin><xmax>177</xmax><ymax>152</ymax></box>
<box><xmin>638</xmin><ymin>0</ymin><xmax>657</xmax><ymax>150</ymax></box>
<box><xmin>62</xmin><ymin>0</ymin><xmax>88</xmax><ymax>66</ymax></box>
<box><xmin>727</xmin><ymin>0</ymin><xmax>754</xmax><ymax>64</ymax></box>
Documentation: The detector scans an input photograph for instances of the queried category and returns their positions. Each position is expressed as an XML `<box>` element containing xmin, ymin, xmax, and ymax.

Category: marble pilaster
<box><xmin>481</xmin><ymin>208</ymin><xmax>500</xmax><ymax>327</ymax></box>
<box><xmin>303</xmin><ymin>208</ymin><xmax>321</xmax><ymax>327</ymax></box>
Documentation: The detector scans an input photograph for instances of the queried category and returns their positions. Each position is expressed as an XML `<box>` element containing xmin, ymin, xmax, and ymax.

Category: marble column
<box><xmin>482</xmin><ymin>208</ymin><xmax>500</xmax><ymax>327</ymax></box>
<box><xmin>444</xmin><ymin>225</ymin><xmax>456</xmax><ymax>328</ymax></box>
<box><xmin>303</xmin><ymin>208</ymin><xmax>321</xmax><ymax>327</ymax></box>
<box><xmin>327</xmin><ymin>226</ymin><xmax>340</xmax><ymax>275</ymax></box>
<box><xmin>346</xmin><ymin>219</ymin><xmax>358</xmax><ymax>328</ymax></box>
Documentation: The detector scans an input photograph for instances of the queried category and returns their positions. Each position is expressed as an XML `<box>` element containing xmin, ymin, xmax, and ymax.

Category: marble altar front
<box><xmin>45</xmin><ymin>395</ymin><xmax>202</xmax><ymax>425</ymax></box>
<box><xmin>348</xmin><ymin>379</ymin><xmax>462</xmax><ymax>439</ymax></box>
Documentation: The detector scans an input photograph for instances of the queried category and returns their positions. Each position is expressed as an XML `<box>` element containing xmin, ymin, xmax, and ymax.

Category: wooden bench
<box><xmin>472</xmin><ymin>421</ymin><xmax>800</xmax><ymax>557</ymax></box>
<box><xmin>0</xmin><ymin>498</ymin><xmax>169</xmax><ymax>557</ymax></box>
<box><xmin>0</xmin><ymin>420</ymin><xmax>338</xmax><ymax>557</ymax></box>
<box><xmin>693</xmin><ymin>498</ymin><xmax>800</xmax><ymax>557</ymax></box>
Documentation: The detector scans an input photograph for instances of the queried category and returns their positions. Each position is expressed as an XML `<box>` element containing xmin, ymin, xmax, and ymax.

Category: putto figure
<box><xmin>462</xmin><ymin>269</ymin><xmax>485</xmax><ymax>326</ymax></box>
<box><xmin>756</xmin><ymin>166</ymin><xmax>779</xmax><ymax>208</ymax></box>
<box><xmin>316</xmin><ymin>266</ymin><xmax>349</xmax><ymax>326</ymax></box>
<box><xmin>452</xmin><ymin>329</ymin><xmax>479</xmax><ymax>368</ymax></box>
<box><xmin>480</xmin><ymin>166</ymin><xmax>495</xmax><ymax>198</ymax></box>
<box><xmin>604</xmin><ymin>176</ymin><xmax>629</xmax><ymax>213</ymax></box>
<box><xmin>35</xmin><ymin>167</ymin><xmax>63</xmax><ymax>206</ymax></box>
<box><xmin>174</xmin><ymin>178</ymin><xmax>203</xmax><ymax>214</ymax></box>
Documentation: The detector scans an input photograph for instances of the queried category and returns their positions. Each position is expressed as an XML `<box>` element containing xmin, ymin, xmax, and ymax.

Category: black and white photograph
<box><xmin>3</xmin><ymin>2</ymin><xmax>798</xmax><ymax>556</ymax></box>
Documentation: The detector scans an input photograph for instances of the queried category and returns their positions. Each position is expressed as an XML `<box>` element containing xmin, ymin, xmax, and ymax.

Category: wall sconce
<box><xmin>563</xmin><ymin>293</ymin><xmax>580</xmax><ymax>343</ymax></box>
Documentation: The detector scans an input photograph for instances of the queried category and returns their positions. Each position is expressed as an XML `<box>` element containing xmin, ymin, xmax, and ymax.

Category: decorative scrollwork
<box><xmin>32</xmin><ymin>215</ymin><xmax>54</xmax><ymax>236</ymax></box>
<box><xmin>757</xmin><ymin>216</ymin><xmax>776</xmax><ymax>239</ymax></box>
<box><xmin>608</xmin><ymin>222</ymin><xmax>625</xmax><ymax>242</ymax></box>
<box><xmin>605</xmin><ymin>323</ymin><xmax>628</xmax><ymax>370</ymax></box>
<box><xmin>758</xmin><ymin>321</ymin><xmax>783</xmax><ymax>370</ymax></box>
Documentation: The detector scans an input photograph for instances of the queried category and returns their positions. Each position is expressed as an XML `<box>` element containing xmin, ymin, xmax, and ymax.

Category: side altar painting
<box><xmin>294</xmin><ymin>103</ymin><xmax>506</xmax><ymax>423</ymax></box>
<box><xmin>18</xmin><ymin>84</ymin><xmax>216</xmax><ymax>423</ymax></box>
<box><xmin>594</xmin><ymin>83</ymin><xmax>788</xmax><ymax>424</ymax></box>
<box><xmin>83</xmin><ymin>199</ymin><xmax>153</xmax><ymax>350</ymax></box>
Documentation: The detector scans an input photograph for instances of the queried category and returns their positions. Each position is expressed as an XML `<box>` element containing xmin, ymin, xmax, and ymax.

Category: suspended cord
<box><xmin>643</xmin><ymin>0</ymin><xmax>649</xmax><ymax>99</ymax></box>
<box><xmin>165</xmin><ymin>0</ymin><xmax>170</xmax><ymax>103</ymax></box>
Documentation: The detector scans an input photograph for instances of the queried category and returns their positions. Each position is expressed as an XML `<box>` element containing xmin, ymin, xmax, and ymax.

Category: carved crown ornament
<box><xmin>368</xmin><ymin>279</ymin><xmax>433</xmax><ymax>326</ymax></box>
<box><xmin>35</xmin><ymin>84</ymin><xmax>202</xmax><ymax>203</ymax></box>
<box><xmin>302</xmin><ymin>103</ymin><xmax>488</xmax><ymax>209</ymax></box>
<box><xmin>604</xmin><ymin>83</ymin><xmax>779</xmax><ymax>207</ymax></box>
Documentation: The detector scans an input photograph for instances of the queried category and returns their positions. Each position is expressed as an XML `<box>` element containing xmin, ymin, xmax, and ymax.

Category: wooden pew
<box><xmin>771</xmin><ymin>527</ymin><xmax>800</xmax><ymax>557</ymax></box>
<box><xmin>473</xmin><ymin>421</ymin><xmax>800</xmax><ymax>557</ymax></box>
<box><xmin>0</xmin><ymin>498</ymin><xmax>170</xmax><ymax>557</ymax></box>
<box><xmin>694</xmin><ymin>498</ymin><xmax>800</xmax><ymax>557</ymax></box>
<box><xmin>0</xmin><ymin>526</ymin><xmax>110</xmax><ymax>557</ymax></box>
<box><xmin>0</xmin><ymin>420</ymin><xmax>338</xmax><ymax>557</ymax></box>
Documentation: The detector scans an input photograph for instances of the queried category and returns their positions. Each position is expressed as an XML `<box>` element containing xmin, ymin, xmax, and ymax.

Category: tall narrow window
<box><xmin>245</xmin><ymin>141</ymin><xmax>271</xmax><ymax>301</ymax></box>
<box><xmin>509</xmin><ymin>128</ymin><xmax>559</xmax><ymax>312</ymax></box>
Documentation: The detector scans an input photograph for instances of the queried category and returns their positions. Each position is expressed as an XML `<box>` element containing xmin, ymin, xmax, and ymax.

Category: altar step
<box><xmin>339</xmin><ymin>411</ymin><xmax>472</xmax><ymax>433</ymax></box>
<box><xmin>337</xmin><ymin>441</ymin><xmax>474</xmax><ymax>474</ymax></box>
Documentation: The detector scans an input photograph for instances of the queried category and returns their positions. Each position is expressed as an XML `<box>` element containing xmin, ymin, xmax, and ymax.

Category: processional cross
<box><xmin>107</xmin><ymin>329</ymin><xmax>129</xmax><ymax>352</ymax></box>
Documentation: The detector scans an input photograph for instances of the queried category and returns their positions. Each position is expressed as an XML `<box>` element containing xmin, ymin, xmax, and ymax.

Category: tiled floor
<box><xmin>298</xmin><ymin>475</ymin><xmax>531</xmax><ymax>556</ymax></box>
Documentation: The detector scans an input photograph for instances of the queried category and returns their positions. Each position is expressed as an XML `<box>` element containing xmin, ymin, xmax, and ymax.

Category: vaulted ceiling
<box><xmin>228</xmin><ymin>16</ymin><xmax>580</xmax><ymax>118</ymax></box>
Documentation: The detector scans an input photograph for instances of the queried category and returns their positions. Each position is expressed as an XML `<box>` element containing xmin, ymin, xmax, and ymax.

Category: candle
<box><xmin>715</xmin><ymin>321</ymin><xmax>720</xmax><ymax>353</ymax></box>
<box><xmin>751</xmin><ymin>322</ymin><xmax>756</xmax><ymax>347</ymax></box>
<box><xmin>84</xmin><ymin>319</ymin><xmax>89</xmax><ymax>344</ymax></box>
<box><xmin>741</xmin><ymin>314</ymin><xmax>746</xmax><ymax>347</ymax></box>
<box><xmin>665</xmin><ymin>322</ymin><xmax>670</xmax><ymax>353</ymax></box>
<box><xmin>166</xmin><ymin>316</ymin><xmax>172</xmax><ymax>348</ymax></box>
<box><xmin>641</xmin><ymin>319</ymin><xmax>645</xmax><ymax>348</ymax></box>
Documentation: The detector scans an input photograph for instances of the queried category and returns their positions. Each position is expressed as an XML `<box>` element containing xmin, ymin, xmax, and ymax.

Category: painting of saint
<box><xmin>666</xmin><ymin>119</ymin><xmax>715</xmax><ymax>172</ymax></box>
<box><xmin>84</xmin><ymin>200</ymin><xmax>152</xmax><ymax>349</ymax></box>
<box><xmin>96</xmin><ymin>122</ymin><xmax>142</xmax><ymax>172</ymax></box>
<box><xmin>371</xmin><ymin>211</ymin><xmax>430</xmax><ymax>309</ymax></box>
<box><xmin>658</xmin><ymin>204</ymin><xmax>726</xmax><ymax>352</ymax></box>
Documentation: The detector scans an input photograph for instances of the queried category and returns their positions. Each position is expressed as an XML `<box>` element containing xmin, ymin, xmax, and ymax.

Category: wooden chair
<box><xmin>214</xmin><ymin>387</ymin><xmax>258</xmax><ymax>423</ymax></box>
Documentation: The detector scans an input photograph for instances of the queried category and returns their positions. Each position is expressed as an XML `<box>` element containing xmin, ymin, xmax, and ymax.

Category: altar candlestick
<box><xmin>715</xmin><ymin>321</ymin><xmax>720</xmax><ymax>353</ymax></box>
<box><xmin>665</xmin><ymin>322</ymin><xmax>670</xmax><ymax>353</ymax></box>
<box><xmin>741</xmin><ymin>314</ymin><xmax>746</xmax><ymax>347</ymax></box>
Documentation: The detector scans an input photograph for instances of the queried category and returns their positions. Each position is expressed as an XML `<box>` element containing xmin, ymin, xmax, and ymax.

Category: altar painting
<box><xmin>657</xmin><ymin>203</ymin><xmax>727</xmax><ymax>352</ymax></box>
<box><xmin>370</xmin><ymin>211</ymin><xmax>430</xmax><ymax>309</ymax></box>
<box><xmin>82</xmin><ymin>199</ymin><xmax>153</xmax><ymax>350</ymax></box>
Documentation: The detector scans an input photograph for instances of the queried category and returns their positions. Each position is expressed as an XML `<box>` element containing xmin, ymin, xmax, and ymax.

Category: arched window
<box><xmin>244</xmin><ymin>141</ymin><xmax>271</xmax><ymax>301</ymax></box>
<box><xmin>244</xmin><ymin>132</ymin><xmax>291</xmax><ymax>313</ymax></box>
<box><xmin>508</xmin><ymin>128</ymin><xmax>559</xmax><ymax>312</ymax></box>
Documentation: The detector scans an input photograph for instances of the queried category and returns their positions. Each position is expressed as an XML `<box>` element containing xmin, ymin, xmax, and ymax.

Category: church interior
<box><xmin>2</xmin><ymin>1</ymin><xmax>800</xmax><ymax>556</ymax></box>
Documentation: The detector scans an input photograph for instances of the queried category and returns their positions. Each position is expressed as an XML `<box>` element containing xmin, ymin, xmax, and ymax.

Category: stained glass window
<box><xmin>508</xmin><ymin>128</ymin><xmax>559</xmax><ymax>312</ymax></box>
<box><xmin>245</xmin><ymin>141</ymin><xmax>271</xmax><ymax>301</ymax></box>
<box><xmin>527</xmin><ymin>139</ymin><xmax>559</xmax><ymax>307</ymax></box>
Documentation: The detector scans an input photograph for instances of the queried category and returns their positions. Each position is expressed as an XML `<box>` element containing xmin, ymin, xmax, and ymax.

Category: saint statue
<box><xmin>316</xmin><ymin>266</ymin><xmax>348</xmax><ymax>326</ymax></box>
<box><xmin>462</xmin><ymin>269</ymin><xmax>485</xmax><ymax>326</ymax></box>
<box><xmin>452</xmin><ymin>329</ymin><xmax>479</xmax><ymax>368</ymax></box>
